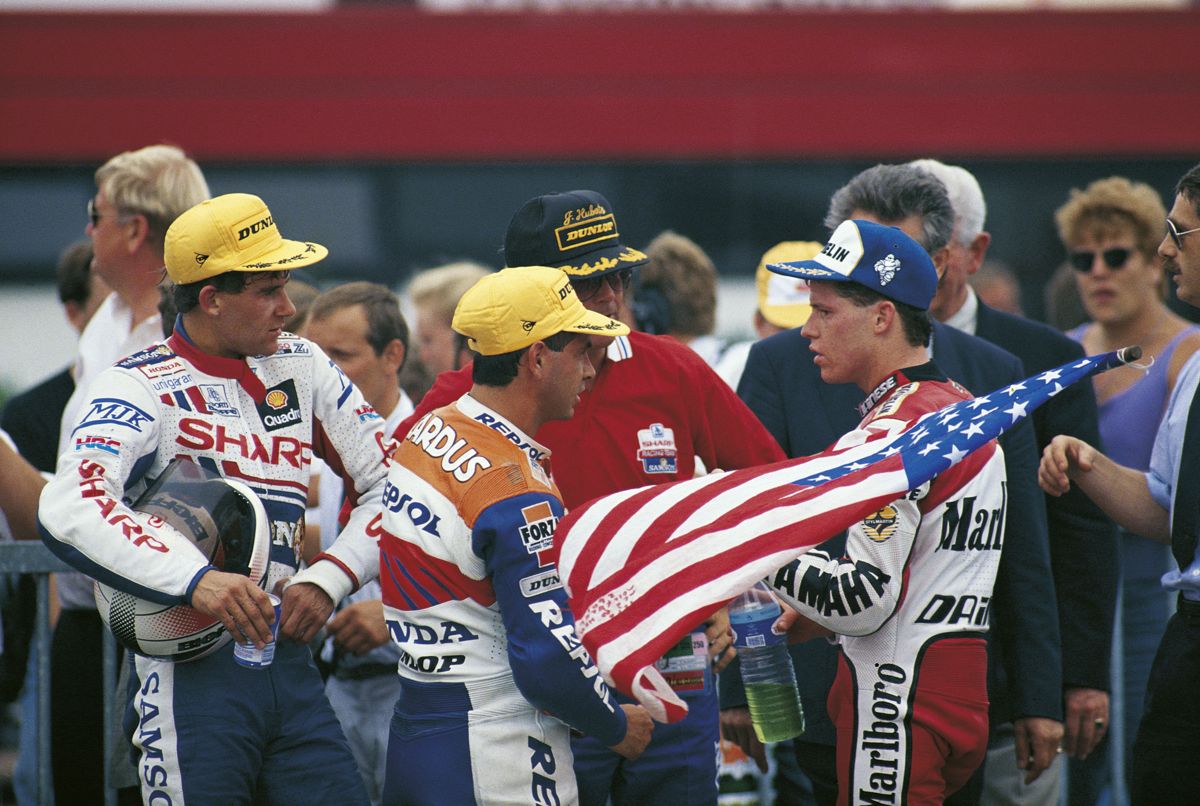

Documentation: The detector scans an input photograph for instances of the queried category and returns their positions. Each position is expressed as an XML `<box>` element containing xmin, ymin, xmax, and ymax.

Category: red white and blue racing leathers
<box><xmin>37</xmin><ymin>322</ymin><xmax>390</xmax><ymax>805</ymax></box>
<box><xmin>767</xmin><ymin>363</ymin><xmax>1006</xmax><ymax>805</ymax></box>
<box><xmin>379</xmin><ymin>394</ymin><xmax>627</xmax><ymax>806</ymax></box>
<box><xmin>390</xmin><ymin>333</ymin><xmax>786</xmax><ymax>805</ymax></box>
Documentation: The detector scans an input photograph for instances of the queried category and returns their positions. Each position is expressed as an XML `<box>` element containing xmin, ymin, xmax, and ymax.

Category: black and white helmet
<box><xmin>94</xmin><ymin>459</ymin><xmax>270</xmax><ymax>662</ymax></box>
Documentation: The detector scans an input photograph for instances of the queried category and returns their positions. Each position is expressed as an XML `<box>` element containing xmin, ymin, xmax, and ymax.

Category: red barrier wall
<box><xmin>2</xmin><ymin>9</ymin><xmax>1198</xmax><ymax>162</ymax></box>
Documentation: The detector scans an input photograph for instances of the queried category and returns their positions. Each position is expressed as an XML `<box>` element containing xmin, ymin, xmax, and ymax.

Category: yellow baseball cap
<box><xmin>164</xmin><ymin>193</ymin><xmax>328</xmax><ymax>285</ymax></box>
<box><xmin>756</xmin><ymin>241</ymin><xmax>821</xmax><ymax>329</ymax></box>
<box><xmin>452</xmin><ymin>266</ymin><xmax>630</xmax><ymax>356</ymax></box>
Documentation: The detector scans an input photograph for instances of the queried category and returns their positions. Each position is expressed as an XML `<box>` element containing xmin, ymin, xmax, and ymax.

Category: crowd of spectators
<box><xmin>2</xmin><ymin>143</ymin><xmax>1199</xmax><ymax>806</ymax></box>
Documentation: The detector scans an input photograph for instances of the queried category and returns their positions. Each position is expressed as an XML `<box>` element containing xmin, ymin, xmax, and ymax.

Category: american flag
<box><xmin>557</xmin><ymin>348</ymin><xmax>1138</xmax><ymax>723</ymax></box>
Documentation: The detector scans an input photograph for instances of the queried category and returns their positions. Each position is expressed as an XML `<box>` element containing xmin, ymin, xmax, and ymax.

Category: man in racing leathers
<box><xmin>386</xmin><ymin>190</ymin><xmax>781</xmax><ymax>805</ymax></box>
<box><xmin>379</xmin><ymin>266</ymin><xmax>654</xmax><ymax>804</ymax></box>
<box><xmin>765</xmin><ymin>220</ymin><xmax>1006</xmax><ymax>804</ymax></box>
<box><xmin>38</xmin><ymin>193</ymin><xmax>390</xmax><ymax>804</ymax></box>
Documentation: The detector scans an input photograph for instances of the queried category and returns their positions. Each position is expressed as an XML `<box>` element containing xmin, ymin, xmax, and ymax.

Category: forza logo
<box><xmin>519</xmin><ymin>501</ymin><xmax>558</xmax><ymax>567</ymax></box>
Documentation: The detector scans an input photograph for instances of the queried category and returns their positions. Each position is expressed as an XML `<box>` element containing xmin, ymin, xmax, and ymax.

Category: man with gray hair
<box><xmin>723</xmin><ymin>163</ymin><xmax>1058</xmax><ymax>805</ymax></box>
<box><xmin>53</xmin><ymin>143</ymin><xmax>209</xmax><ymax>804</ymax></box>
<box><xmin>911</xmin><ymin>159</ymin><xmax>1118</xmax><ymax>805</ymax></box>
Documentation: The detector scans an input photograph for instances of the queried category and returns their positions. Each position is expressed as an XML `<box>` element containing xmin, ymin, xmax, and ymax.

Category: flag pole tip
<box><xmin>1118</xmin><ymin>345</ymin><xmax>1142</xmax><ymax>364</ymax></box>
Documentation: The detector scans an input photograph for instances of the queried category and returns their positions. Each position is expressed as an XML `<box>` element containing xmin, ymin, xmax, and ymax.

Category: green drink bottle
<box><xmin>730</xmin><ymin>581</ymin><xmax>805</xmax><ymax>743</ymax></box>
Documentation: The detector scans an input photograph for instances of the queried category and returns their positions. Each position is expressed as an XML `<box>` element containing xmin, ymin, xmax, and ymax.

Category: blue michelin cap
<box><xmin>766</xmin><ymin>219</ymin><xmax>937</xmax><ymax>311</ymax></box>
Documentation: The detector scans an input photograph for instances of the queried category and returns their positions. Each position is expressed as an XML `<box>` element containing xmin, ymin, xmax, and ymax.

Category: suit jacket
<box><xmin>1</xmin><ymin>366</ymin><xmax>74</xmax><ymax>473</ymax></box>
<box><xmin>719</xmin><ymin>320</ymin><xmax>1063</xmax><ymax>746</ymax></box>
<box><xmin>974</xmin><ymin>301</ymin><xmax>1118</xmax><ymax>693</ymax></box>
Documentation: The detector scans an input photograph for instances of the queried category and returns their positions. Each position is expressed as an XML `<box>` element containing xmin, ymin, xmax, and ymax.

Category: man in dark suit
<box><xmin>913</xmin><ymin>159</ymin><xmax>1118</xmax><ymax>803</ymax></box>
<box><xmin>719</xmin><ymin>164</ymin><xmax>1064</xmax><ymax>804</ymax></box>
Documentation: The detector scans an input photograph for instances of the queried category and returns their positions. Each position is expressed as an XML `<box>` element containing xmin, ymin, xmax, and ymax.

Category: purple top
<box><xmin>1068</xmin><ymin>324</ymin><xmax>1200</xmax><ymax>471</ymax></box>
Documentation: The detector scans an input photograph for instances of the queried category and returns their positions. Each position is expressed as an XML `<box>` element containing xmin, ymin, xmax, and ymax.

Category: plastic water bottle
<box><xmin>730</xmin><ymin>581</ymin><xmax>805</xmax><ymax>743</ymax></box>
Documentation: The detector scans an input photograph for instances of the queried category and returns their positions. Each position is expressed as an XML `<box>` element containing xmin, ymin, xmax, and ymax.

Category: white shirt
<box><xmin>943</xmin><ymin>287</ymin><xmax>980</xmax><ymax>337</ymax></box>
<box><xmin>714</xmin><ymin>340</ymin><xmax>753</xmax><ymax>391</ymax></box>
<box><xmin>55</xmin><ymin>293</ymin><xmax>162</xmax><ymax>609</ymax></box>
<box><xmin>1148</xmin><ymin>349</ymin><xmax>1200</xmax><ymax>597</ymax></box>
<box><xmin>318</xmin><ymin>390</ymin><xmax>413</xmax><ymax>669</ymax></box>
<box><xmin>686</xmin><ymin>334</ymin><xmax>728</xmax><ymax>369</ymax></box>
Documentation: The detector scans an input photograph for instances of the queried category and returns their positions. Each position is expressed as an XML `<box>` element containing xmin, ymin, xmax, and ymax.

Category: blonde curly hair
<box><xmin>1054</xmin><ymin>176</ymin><xmax>1166</xmax><ymax>259</ymax></box>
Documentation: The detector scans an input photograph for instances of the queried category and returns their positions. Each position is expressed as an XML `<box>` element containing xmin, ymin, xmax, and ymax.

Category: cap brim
<box><xmin>555</xmin><ymin>245</ymin><xmax>648</xmax><ymax>277</ymax></box>
<box><xmin>237</xmin><ymin>239</ymin><xmax>328</xmax><ymax>272</ymax></box>
<box><xmin>561</xmin><ymin>309</ymin><xmax>630</xmax><ymax>338</ymax></box>
<box><xmin>760</xmin><ymin>302</ymin><xmax>812</xmax><ymax>330</ymax></box>
<box><xmin>765</xmin><ymin>259</ymin><xmax>847</xmax><ymax>283</ymax></box>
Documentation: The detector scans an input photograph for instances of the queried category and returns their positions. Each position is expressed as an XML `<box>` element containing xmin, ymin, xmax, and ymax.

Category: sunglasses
<box><xmin>87</xmin><ymin>198</ymin><xmax>102</xmax><ymax>228</ymax></box>
<box><xmin>573</xmin><ymin>268</ymin><xmax>633</xmax><ymax>302</ymax></box>
<box><xmin>1166</xmin><ymin>218</ymin><xmax>1200</xmax><ymax>251</ymax></box>
<box><xmin>1068</xmin><ymin>247</ymin><xmax>1132</xmax><ymax>273</ymax></box>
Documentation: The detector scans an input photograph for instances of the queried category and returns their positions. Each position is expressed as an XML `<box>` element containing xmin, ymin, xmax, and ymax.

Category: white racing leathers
<box><xmin>768</xmin><ymin>364</ymin><xmax>1006</xmax><ymax>806</ymax></box>
<box><xmin>38</xmin><ymin>325</ymin><xmax>389</xmax><ymax>804</ymax></box>
<box><xmin>379</xmin><ymin>395</ymin><xmax>627</xmax><ymax>805</ymax></box>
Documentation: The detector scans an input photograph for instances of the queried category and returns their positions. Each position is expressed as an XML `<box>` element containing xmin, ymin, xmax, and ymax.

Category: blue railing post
<box><xmin>0</xmin><ymin>542</ymin><xmax>108</xmax><ymax>805</ymax></box>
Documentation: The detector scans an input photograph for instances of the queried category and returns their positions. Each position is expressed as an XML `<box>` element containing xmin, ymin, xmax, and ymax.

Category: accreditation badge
<box><xmin>654</xmin><ymin>631</ymin><xmax>709</xmax><ymax>692</ymax></box>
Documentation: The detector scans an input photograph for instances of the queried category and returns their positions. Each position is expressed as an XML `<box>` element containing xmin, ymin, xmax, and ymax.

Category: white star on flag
<box><xmin>1005</xmin><ymin>401</ymin><xmax>1028</xmax><ymax>421</ymax></box>
<box><xmin>1039</xmin><ymin>369</ymin><xmax>1063</xmax><ymax>383</ymax></box>
<box><xmin>943</xmin><ymin>444</ymin><xmax>968</xmax><ymax>463</ymax></box>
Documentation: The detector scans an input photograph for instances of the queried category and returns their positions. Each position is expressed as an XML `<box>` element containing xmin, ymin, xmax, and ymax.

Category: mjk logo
<box><xmin>75</xmin><ymin>398</ymin><xmax>154</xmax><ymax>433</ymax></box>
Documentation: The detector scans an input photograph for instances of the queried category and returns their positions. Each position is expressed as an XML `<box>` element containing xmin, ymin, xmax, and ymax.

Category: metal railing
<box><xmin>0</xmin><ymin>542</ymin><xmax>117</xmax><ymax>806</ymax></box>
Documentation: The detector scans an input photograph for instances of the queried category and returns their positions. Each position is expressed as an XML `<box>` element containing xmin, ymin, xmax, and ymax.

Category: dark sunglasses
<box><xmin>1068</xmin><ymin>247</ymin><xmax>1132</xmax><ymax>273</ymax></box>
<box><xmin>87</xmin><ymin>198</ymin><xmax>102</xmax><ymax>227</ymax></box>
<box><xmin>573</xmin><ymin>268</ymin><xmax>632</xmax><ymax>302</ymax></box>
<box><xmin>1166</xmin><ymin>218</ymin><xmax>1200</xmax><ymax>251</ymax></box>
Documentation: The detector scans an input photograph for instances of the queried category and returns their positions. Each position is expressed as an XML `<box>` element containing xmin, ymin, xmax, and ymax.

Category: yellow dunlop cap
<box><xmin>755</xmin><ymin>241</ymin><xmax>821</xmax><ymax>329</ymax></box>
<box><xmin>164</xmin><ymin>193</ymin><xmax>328</xmax><ymax>285</ymax></box>
<box><xmin>452</xmin><ymin>266</ymin><xmax>630</xmax><ymax>356</ymax></box>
